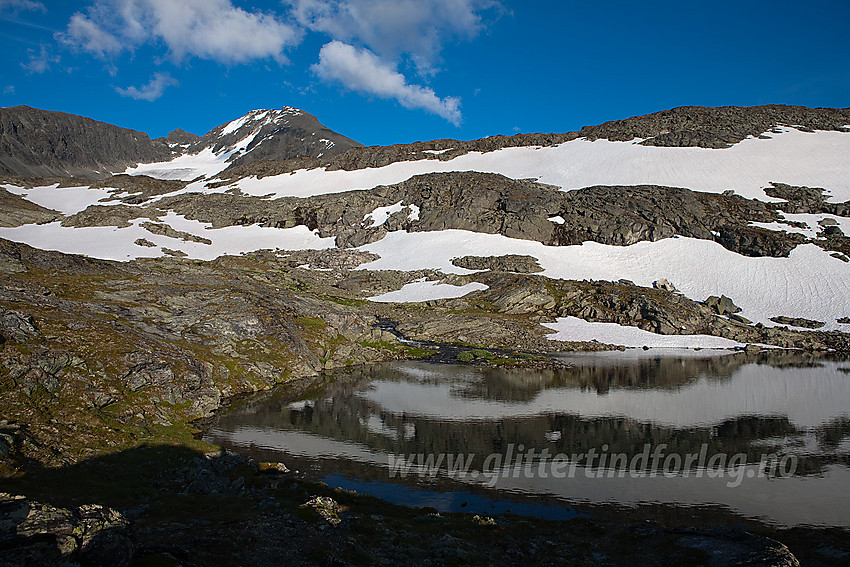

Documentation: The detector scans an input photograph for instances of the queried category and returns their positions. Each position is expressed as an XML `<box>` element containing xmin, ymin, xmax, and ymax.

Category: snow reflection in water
<box><xmin>206</xmin><ymin>352</ymin><xmax>850</xmax><ymax>527</ymax></box>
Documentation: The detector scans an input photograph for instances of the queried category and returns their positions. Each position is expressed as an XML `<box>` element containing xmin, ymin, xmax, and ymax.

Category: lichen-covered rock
<box><xmin>0</xmin><ymin>309</ymin><xmax>38</xmax><ymax>342</ymax></box>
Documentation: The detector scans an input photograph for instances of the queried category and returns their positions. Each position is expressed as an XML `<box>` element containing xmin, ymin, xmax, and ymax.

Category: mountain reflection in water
<box><xmin>206</xmin><ymin>351</ymin><xmax>850</xmax><ymax>528</ymax></box>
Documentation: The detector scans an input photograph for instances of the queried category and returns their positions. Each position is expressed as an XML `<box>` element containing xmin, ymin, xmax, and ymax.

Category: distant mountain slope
<box><xmin>126</xmin><ymin>107</ymin><xmax>363</xmax><ymax>180</ymax></box>
<box><xmin>0</xmin><ymin>105</ymin><xmax>173</xmax><ymax>179</ymax></box>
<box><xmin>192</xmin><ymin>107</ymin><xmax>362</xmax><ymax>166</ymax></box>
<box><xmin>216</xmin><ymin>104</ymin><xmax>850</xmax><ymax>181</ymax></box>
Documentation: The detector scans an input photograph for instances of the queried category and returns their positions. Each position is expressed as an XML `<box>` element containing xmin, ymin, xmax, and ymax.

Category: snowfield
<box><xmin>128</xmin><ymin>127</ymin><xmax>850</xmax><ymax>202</ymax></box>
<box><xmin>2</xmin><ymin>183</ymin><xmax>120</xmax><ymax>216</ymax></box>
<box><xmin>357</xmin><ymin>230</ymin><xmax>850</xmax><ymax>331</ymax></box>
<box><xmin>0</xmin><ymin>212</ymin><xmax>335</xmax><ymax>261</ymax></box>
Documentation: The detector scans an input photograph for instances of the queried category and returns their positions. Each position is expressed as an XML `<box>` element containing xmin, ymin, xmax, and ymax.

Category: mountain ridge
<box><xmin>0</xmin><ymin>105</ymin><xmax>363</xmax><ymax>180</ymax></box>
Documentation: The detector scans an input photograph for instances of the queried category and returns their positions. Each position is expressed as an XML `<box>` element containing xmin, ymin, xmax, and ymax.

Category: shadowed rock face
<box><xmin>0</xmin><ymin>106</ymin><xmax>173</xmax><ymax>179</ymax></box>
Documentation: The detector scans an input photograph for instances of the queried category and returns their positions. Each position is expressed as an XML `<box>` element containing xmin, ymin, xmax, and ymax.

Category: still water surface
<box><xmin>206</xmin><ymin>352</ymin><xmax>850</xmax><ymax>527</ymax></box>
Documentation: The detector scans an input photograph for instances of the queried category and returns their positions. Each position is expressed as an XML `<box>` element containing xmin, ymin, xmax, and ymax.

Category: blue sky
<box><xmin>2</xmin><ymin>0</ymin><xmax>849</xmax><ymax>146</ymax></box>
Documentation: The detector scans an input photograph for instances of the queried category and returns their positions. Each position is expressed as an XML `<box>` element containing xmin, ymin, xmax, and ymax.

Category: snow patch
<box><xmin>364</xmin><ymin>201</ymin><xmax>404</xmax><ymax>227</ymax></box>
<box><xmin>124</xmin><ymin>147</ymin><xmax>232</xmax><ymax>181</ymax></box>
<box><xmin>542</xmin><ymin>316</ymin><xmax>742</xmax><ymax>349</ymax></box>
<box><xmin>548</xmin><ymin>215</ymin><xmax>565</xmax><ymax>225</ymax></box>
<box><xmin>368</xmin><ymin>280</ymin><xmax>489</xmax><ymax>303</ymax></box>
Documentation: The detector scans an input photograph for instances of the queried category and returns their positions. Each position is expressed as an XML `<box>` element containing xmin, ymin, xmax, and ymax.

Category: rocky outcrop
<box><xmin>157</xmin><ymin>128</ymin><xmax>200</xmax><ymax>146</ymax></box>
<box><xmin>0</xmin><ymin>186</ymin><xmax>59</xmax><ymax>227</ymax></box>
<box><xmin>704</xmin><ymin>295</ymin><xmax>741</xmax><ymax>316</ymax></box>
<box><xmin>581</xmin><ymin>104</ymin><xmax>850</xmax><ymax>148</ymax></box>
<box><xmin>769</xmin><ymin>316</ymin><xmax>825</xmax><ymax>329</ymax></box>
<box><xmin>0</xmin><ymin>309</ymin><xmax>39</xmax><ymax>342</ymax></box>
<box><xmin>451</xmin><ymin>255</ymin><xmax>543</xmax><ymax>273</ymax></box>
<box><xmin>764</xmin><ymin>182</ymin><xmax>850</xmax><ymax>216</ymax></box>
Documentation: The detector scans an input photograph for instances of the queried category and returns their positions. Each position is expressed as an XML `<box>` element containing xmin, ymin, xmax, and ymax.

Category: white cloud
<box><xmin>0</xmin><ymin>0</ymin><xmax>46</xmax><ymax>13</ymax></box>
<box><xmin>21</xmin><ymin>45</ymin><xmax>60</xmax><ymax>74</ymax></box>
<box><xmin>288</xmin><ymin>0</ymin><xmax>500</xmax><ymax>73</ymax></box>
<box><xmin>58</xmin><ymin>0</ymin><xmax>301</xmax><ymax>64</ymax></box>
<box><xmin>313</xmin><ymin>41</ymin><xmax>461</xmax><ymax>125</ymax></box>
<box><xmin>115</xmin><ymin>72</ymin><xmax>178</xmax><ymax>101</ymax></box>
<box><xmin>2</xmin><ymin>85</ymin><xmax>15</xmax><ymax>95</ymax></box>
<box><xmin>59</xmin><ymin>13</ymin><xmax>124</xmax><ymax>58</ymax></box>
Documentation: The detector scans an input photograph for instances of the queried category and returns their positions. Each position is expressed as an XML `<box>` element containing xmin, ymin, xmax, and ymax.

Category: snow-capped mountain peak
<box><xmin>124</xmin><ymin>106</ymin><xmax>362</xmax><ymax>181</ymax></box>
